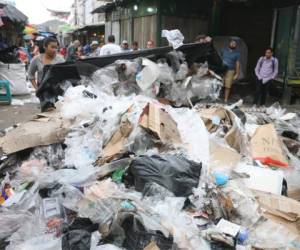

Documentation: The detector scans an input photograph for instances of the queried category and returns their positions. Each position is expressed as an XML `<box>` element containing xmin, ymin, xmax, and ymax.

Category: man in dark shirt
<box><xmin>66</xmin><ymin>40</ymin><xmax>81</xmax><ymax>62</ymax></box>
<box><xmin>221</xmin><ymin>40</ymin><xmax>241</xmax><ymax>103</ymax></box>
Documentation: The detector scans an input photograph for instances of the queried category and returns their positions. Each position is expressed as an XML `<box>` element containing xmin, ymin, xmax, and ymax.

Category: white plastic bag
<box><xmin>162</xmin><ymin>29</ymin><xmax>184</xmax><ymax>49</ymax></box>
<box><xmin>0</xmin><ymin>63</ymin><xmax>30</xmax><ymax>95</ymax></box>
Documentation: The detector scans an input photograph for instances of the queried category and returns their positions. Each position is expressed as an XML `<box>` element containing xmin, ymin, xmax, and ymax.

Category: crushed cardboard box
<box><xmin>198</xmin><ymin>107</ymin><xmax>243</xmax><ymax>152</ymax></box>
<box><xmin>139</xmin><ymin>103</ymin><xmax>182</xmax><ymax>144</ymax></box>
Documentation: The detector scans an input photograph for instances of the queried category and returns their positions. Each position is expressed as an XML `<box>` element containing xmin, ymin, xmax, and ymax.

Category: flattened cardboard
<box><xmin>250</xmin><ymin>124</ymin><xmax>288</xmax><ymax>167</ymax></box>
<box><xmin>99</xmin><ymin>119</ymin><xmax>133</xmax><ymax>164</ymax></box>
<box><xmin>139</xmin><ymin>103</ymin><xmax>182</xmax><ymax>144</ymax></box>
<box><xmin>0</xmin><ymin>110</ymin><xmax>71</xmax><ymax>155</ymax></box>
<box><xmin>209</xmin><ymin>139</ymin><xmax>241</xmax><ymax>170</ymax></box>
<box><xmin>254</xmin><ymin>190</ymin><xmax>300</xmax><ymax>239</ymax></box>
<box><xmin>254</xmin><ymin>190</ymin><xmax>300</xmax><ymax>218</ymax></box>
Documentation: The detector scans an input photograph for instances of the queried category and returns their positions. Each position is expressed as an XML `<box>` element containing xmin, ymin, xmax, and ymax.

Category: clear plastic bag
<box><xmin>161</xmin><ymin>29</ymin><xmax>184</xmax><ymax>49</ymax></box>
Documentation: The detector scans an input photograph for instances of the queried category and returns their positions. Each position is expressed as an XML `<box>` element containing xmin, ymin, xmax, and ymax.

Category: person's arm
<box><xmin>27</xmin><ymin>57</ymin><xmax>38</xmax><ymax>89</ymax></box>
<box><xmin>272</xmin><ymin>58</ymin><xmax>279</xmax><ymax>80</ymax></box>
<box><xmin>255</xmin><ymin>57</ymin><xmax>262</xmax><ymax>79</ymax></box>
<box><xmin>234</xmin><ymin>60</ymin><xmax>240</xmax><ymax>80</ymax></box>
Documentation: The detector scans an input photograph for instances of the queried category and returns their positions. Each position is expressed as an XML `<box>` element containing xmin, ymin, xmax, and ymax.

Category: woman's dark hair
<box><xmin>43</xmin><ymin>37</ymin><xmax>58</xmax><ymax>48</ymax></box>
<box><xmin>266</xmin><ymin>47</ymin><xmax>273</xmax><ymax>53</ymax></box>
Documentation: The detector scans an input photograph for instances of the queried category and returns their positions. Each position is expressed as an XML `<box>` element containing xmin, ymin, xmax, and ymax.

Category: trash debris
<box><xmin>250</xmin><ymin>123</ymin><xmax>289</xmax><ymax>168</ymax></box>
<box><xmin>1</xmin><ymin>37</ymin><xmax>300</xmax><ymax>250</ymax></box>
<box><xmin>126</xmin><ymin>154</ymin><xmax>202</xmax><ymax>197</ymax></box>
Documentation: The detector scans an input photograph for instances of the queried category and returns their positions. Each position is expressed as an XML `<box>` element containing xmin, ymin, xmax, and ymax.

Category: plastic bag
<box><xmin>121</xmin><ymin>214</ymin><xmax>176</xmax><ymax>250</ymax></box>
<box><xmin>161</xmin><ymin>29</ymin><xmax>184</xmax><ymax>49</ymax></box>
<box><xmin>62</xmin><ymin>218</ymin><xmax>99</xmax><ymax>250</ymax></box>
<box><xmin>151</xmin><ymin>197</ymin><xmax>211</xmax><ymax>250</ymax></box>
<box><xmin>0</xmin><ymin>211</ymin><xmax>33</xmax><ymax>239</ymax></box>
<box><xmin>6</xmin><ymin>234</ymin><xmax>62</xmax><ymax>250</ymax></box>
<box><xmin>0</xmin><ymin>63</ymin><xmax>30</xmax><ymax>95</ymax></box>
<box><xmin>142</xmin><ymin>182</ymin><xmax>175</xmax><ymax>200</ymax></box>
<box><xmin>126</xmin><ymin>154</ymin><xmax>202</xmax><ymax>197</ymax></box>
<box><xmin>94</xmin><ymin>244</ymin><xmax>122</xmax><ymax>250</ymax></box>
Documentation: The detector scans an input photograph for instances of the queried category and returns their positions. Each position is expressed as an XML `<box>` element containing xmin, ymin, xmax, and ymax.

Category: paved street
<box><xmin>0</xmin><ymin>95</ymin><xmax>40</xmax><ymax>131</ymax></box>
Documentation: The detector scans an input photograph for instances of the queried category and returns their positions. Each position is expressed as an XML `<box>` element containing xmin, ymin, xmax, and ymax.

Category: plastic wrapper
<box><xmin>91</xmin><ymin>65</ymin><xmax>119</xmax><ymax>95</ymax></box>
<box><xmin>246</xmin><ymin>219</ymin><xmax>299</xmax><ymax>249</ymax></box>
<box><xmin>64</xmin><ymin>120</ymin><xmax>103</xmax><ymax>170</ymax></box>
<box><xmin>0</xmin><ymin>210</ymin><xmax>33</xmax><ymax>240</ymax></box>
<box><xmin>151</xmin><ymin>197</ymin><xmax>211</xmax><ymax>250</ymax></box>
<box><xmin>161</xmin><ymin>29</ymin><xmax>184</xmax><ymax>49</ymax></box>
<box><xmin>29</xmin><ymin>144</ymin><xmax>65</xmax><ymax>170</ymax></box>
<box><xmin>78</xmin><ymin>198</ymin><xmax>119</xmax><ymax>225</ymax></box>
<box><xmin>94</xmin><ymin>244</ymin><xmax>122</xmax><ymax>250</ymax></box>
<box><xmin>6</xmin><ymin>234</ymin><xmax>62</xmax><ymax>250</ymax></box>
<box><xmin>142</xmin><ymin>182</ymin><xmax>175</xmax><ymax>200</ymax></box>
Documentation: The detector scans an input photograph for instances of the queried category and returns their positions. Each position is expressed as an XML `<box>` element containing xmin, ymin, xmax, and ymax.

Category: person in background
<box><xmin>60</xmin><ymin>46</ymin><xmax>67</xmax><ymax>58</ymax></box>
<box><xmin>32</xmin><ymin>40</ymin><xmax>40</xmax><ymax>57</ymax></box>
<box><xmin>66</xmin><ymin>40</ymin><xmax>81</xmax><ymax>62</ymax></box>
<box><xmin>88</xmin><ymin>41</ymin><xmax>101</xmax><ymax>57</ymax></box>
<box><xmin>100</xmin><ymin>35</ymin><xmax>121</xmax><ymax>56</ymax></box>
<box><xmin>221</xmin><ymin>39</ymin><xmax>241</xmax><ymax>103</ymax></box>
<box><xmin>254</xmin><ymin>47</ymin><xmax>278</xmax><ymax>106</ymax></box>
<box><xmin>146</xmin><ymin>40</ymin><xmax>155</xmax><ymax>49</ymax></box>
<box><xmin>132</xmin><ymin>41</ymin><xmax>139</xmax><ymax>51</ymax></box>
<box><xmin>28</xmin><ymin>37</ymin><xmax>64</xmax><ymax>90</ymax></box>
<box><xmin>121</xmin><ymin>40</ymin><xmax>131</xmax><ymax>52</ymax></box>
<box><xmin>83</xmin><ymin>43</ymin><xmax>91</xmax><ymax>56</ymax></box>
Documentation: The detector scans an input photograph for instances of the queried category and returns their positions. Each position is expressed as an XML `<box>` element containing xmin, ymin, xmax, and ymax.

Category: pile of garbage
<box><xmin>1</xmin><ymin>35</ymin><xmax>300</xmax><ymax>250</ymax></box>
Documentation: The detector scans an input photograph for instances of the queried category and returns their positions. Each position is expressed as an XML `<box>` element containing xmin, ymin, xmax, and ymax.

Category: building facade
<box><xmin>68</xmin><ymin>0</ymin><xmax>112</xmax><ymax>44</ymax></box>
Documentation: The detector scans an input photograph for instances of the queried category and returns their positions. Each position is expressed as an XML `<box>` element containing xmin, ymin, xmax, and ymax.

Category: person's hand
<box><xmin>233</xmin><ymin>74</ymin><xmax>239</xmax><ymax>80</ymax></box>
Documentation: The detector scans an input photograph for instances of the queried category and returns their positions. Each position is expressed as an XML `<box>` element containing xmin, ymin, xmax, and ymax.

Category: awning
<box><xmin>73</xmin><ymin>24</ymin><xmax>105</xmax><ymax>33</ymax></box>
<box><xmin>91</xmin><ymin>2</ymin><xmax>117</xmax><ymax>14</ymax></box>
<box><xmin>1</xmin><ymin>3</ymin><xmax>28</xmax><ymax>23</ymax></box>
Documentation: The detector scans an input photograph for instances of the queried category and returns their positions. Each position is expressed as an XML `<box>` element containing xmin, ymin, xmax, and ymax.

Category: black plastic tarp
<box><xmin>37</xmin><ymin>43</ymin><xmax>224</xmax><ymax>111</ymax></box>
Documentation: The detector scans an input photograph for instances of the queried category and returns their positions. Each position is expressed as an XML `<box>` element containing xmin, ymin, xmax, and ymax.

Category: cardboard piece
<box><xmin>139</xmin><ymin>103</ymin><xmax>182</xmax><ymax>144</ymax></box>
<box><xmin>209</xmin><ymin>139</ymin><xmax>241</xmax><ymax>170</ymax></box>
<box><xmin>0</xmin><ymin>111</ymin><xmax>71</xmax><ymax>155</ymax></box>
<box><xmin>198</xmin><ymin>107</ymin><xmax>243</xmax><ymax>152</ymax></box>
<box><xmin>254</xmin><ymin>190</ymin><xmax>300</xmax><ymax>236</ymax></box>
<box><xmin>144</xmin><ymin>242</ymin><xmax>160</xmax><ymax>250</ymax></box>
<box><xmin>250</xmin><ymin>124</ymin><xmax>288</xmax><ymax>168</ymax></box>
<box><xmin>98</xmin><ymin>118</ymin><xmax>133</xmax><ymax>164</ymax></box>
<box><xmin>235</xmin><ymin>165</ymin><xmax>283</xmax><ymax>195</ymax></box>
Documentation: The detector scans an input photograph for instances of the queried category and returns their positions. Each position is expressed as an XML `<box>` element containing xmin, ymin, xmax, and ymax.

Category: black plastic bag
<box><xmin>62</xmin><ymin>218</ymin><xmax>99</xmax><ymax>250</ymax></box>
<box><xmin>125</xmin><ymin>155</ymin><xmax>202</xmax><ymax>197</ymax></box>
<box><xmin>122</xmin><ymin>214</ymin><xmax>176</xmax><ymax>250</ymax></box>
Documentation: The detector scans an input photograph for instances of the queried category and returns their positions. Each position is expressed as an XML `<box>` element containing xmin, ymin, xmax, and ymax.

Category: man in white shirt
<box><xmin>100</xmin><ymin>35</ymin><xmax>121</xmax><ymax>56</ymax></box>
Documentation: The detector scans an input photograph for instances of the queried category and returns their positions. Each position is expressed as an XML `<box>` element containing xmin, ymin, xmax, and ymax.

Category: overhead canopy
<box><xmin>72</xmin><ymin>24</ymin><xmax>105</xmax><ymax>33</ymax></box>
<box><xmin>1</xmin><ymin>3</ymin><xmax>28</xmax><ymax>23</ymax></box>
<box><xmin>58</xmin><ymin>24</ymin><xmax>75</xmax><ymax>33</ymax></box>
<box><xmin>91</xmin><ymin>2</ymin><xmax>117</xmax><ymax>14</ymax></box>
